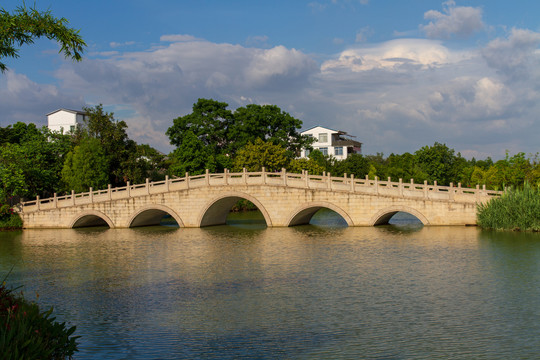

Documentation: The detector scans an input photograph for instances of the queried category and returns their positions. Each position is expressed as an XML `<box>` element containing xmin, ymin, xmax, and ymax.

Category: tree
<box><xmin>0</xmin><ymin>125</ymin><xmax>73</xmax><ymax>203</ymax></box>
<box><xmin>167</xmin><ymin>98</ymin><xmax>233</xmax><ymax>155</ymax></box>
<box><xmin>415</xmin><ymin>142</ymin><xmax>462</xmax><ymax>185</ymax></box>
<box><xmin>0</xmin><ymin>4</ymin><xmax>85</xmax><ymax>72</ymax></box>
<box><xmin>232</xmin><ymin>139</ymin><xmax>288</xmax><ymax>172</ymax></box>
<box><xmin>78</xmin><ymin>105</ymin><xmax>140</xmax><ymax>186</ymax></box>
<box><xmin>230</xmin><ymin>104</ymin><xmax>312</xmax><ymax>157</ymax></box>
<box><xmin>288</xmin><ymin>158</ymin><xmax>325</xmax><ymax>175</ymax></box>
<box><xmin>168</xmin><ymin>130</ymin><xmax>218</xmax><ymax>176</ymax></box>
<box><xmin>61</xmin><ymin>138</ymin><xmax>109</xmax><ymax>193</ymax></box>
<box><xmin>330</xmin><ymin>153</ymin><xmax>371</xmax><ymax>178</ymax></box>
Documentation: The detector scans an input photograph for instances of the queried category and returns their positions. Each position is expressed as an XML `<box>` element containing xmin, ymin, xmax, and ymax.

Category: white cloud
<box><xmin>0</xmin><ymin>72</ymin><xmax>83</xmax><ymax>126</ymax></box>
<box><xmin>321</xmin><ymin>39</ymin><xmax>452</xmax><ymax>72</ymax></box>
<box><xmin>482</xmin><ymin>28</ymin><xmax>540</xmax><ymax>80</ymax></box>
<box><xmin>421</xmin><ymin>1</ymin><xmax>484</xmax><ymax>39</ymax></box>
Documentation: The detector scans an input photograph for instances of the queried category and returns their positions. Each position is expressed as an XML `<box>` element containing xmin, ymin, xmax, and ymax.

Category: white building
<box><xmin>300</xmin><ymin>126</ymin><xmax>362</xmax><ymax>160</ymax></box>
<box><xmin>47</xmin><ymin>109</ymin><xmax>86</xmax><ymax>134</ymax></box>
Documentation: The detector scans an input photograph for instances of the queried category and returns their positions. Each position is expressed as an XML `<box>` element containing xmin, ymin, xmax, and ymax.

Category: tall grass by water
<box><xmin>477</xmin><ymin>183</ymin><xmax>540</xmax><ymax>231</ymax></box>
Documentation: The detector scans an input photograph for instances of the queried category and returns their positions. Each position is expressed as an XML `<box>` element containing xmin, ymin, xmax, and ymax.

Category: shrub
<box><xmin>0</xmin><ymin>204</ymin><xmax>22</xmax><ymax>230</ymax></box>
<box><xmin>0</xmin><ymin>279</ymin><xmax>79</xmax><ymax>359</ymax></box>
<box><xmin>477</xmin><ymin>183</ymin><xmax>540</xmax><ymax>231</ymax></box>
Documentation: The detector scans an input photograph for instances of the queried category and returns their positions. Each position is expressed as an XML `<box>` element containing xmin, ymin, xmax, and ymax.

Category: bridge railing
<box><xmin>18</xmin><ymin>168</ymin><xmax>503</xmax><ymax>213</ymax></box>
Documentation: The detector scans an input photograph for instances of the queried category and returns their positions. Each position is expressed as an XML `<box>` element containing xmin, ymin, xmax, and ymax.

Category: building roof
<box><xmin>300</xmin><ymin>125</ymin><xmax>341</xmax><ymax>134</ymax></box>
<box><xmin>46</xmin><ymin>108</ymin><xmax>86</xmax><ymax>117</ymax></box>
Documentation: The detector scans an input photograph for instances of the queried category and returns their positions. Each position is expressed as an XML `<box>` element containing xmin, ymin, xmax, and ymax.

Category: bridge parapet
<box><xmin>17</xmin><ymin>169</ymin><xmax>502</xmax><ymax>214</ymax></box>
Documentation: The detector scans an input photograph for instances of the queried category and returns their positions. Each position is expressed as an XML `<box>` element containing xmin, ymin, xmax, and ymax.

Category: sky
<box><xmin>1</xmin><ymin>0</ymin><xmax>540</xmax><ymax>159</ymax></box>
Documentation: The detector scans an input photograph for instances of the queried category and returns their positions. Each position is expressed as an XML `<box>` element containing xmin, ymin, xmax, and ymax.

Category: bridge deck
<box><xmin>18</xmin><ymin>169</ymin><xmax>502</xmax><ymax>214</ymax></box>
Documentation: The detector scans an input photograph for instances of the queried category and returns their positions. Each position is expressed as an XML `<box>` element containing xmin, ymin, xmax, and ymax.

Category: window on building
<box><xmin>335</xmin><ymin>147</ymin><xmax>343</xmax><ymax>156</ymax></box>
<box><xmin>305</xmin><ymin>149</ymin><xmax>311</xmax><ymax>157</ymax></box>
<box><xmin>319</xmin><ymin>147</ymin><xmax>328</xmax><ymax>156</ymax></box>
<box><xmin>318</xmin><ymin>133</ymin><xmax>328</xmax><ymax>143</ymax></box>
<box><xmin>70</xmin><ymin>125</ymin><xmax>76</xmax><ymax>132</ymax></box>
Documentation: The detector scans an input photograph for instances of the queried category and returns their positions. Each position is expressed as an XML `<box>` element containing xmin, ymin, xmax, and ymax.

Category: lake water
<box><xmin>1</xmin><ymin>211</ymin><xmax>540</xmax><ymax>359</ymax></box>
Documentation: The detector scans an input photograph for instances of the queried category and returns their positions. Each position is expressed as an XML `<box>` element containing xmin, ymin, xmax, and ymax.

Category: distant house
<box><xmin>300</xmin><ymin>126</ymin><xmax>362</xmax><ymax>160</ymax></box>
<box><xmin>47</xmin><ymin>109</ymin><xmax>86</xmax><ymax>134</ymax></box>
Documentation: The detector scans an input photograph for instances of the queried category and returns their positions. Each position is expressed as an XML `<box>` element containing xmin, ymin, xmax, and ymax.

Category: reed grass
<box><xmin>477</xmin><ymin>183</ymin><xmax>540</xmax><ymax>231</ymax></box>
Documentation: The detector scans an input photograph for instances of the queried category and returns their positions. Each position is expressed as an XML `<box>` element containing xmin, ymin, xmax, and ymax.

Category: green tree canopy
<box><xmin>232</xmin><ymin>139</ymin><xmax>288</xmax><ymax>172</ymax></box>
<box><xmin>167</xmin><ymin>98</ymin><xmax>233</xmax><ymax>153</ymax></box>
<box><xmin>61</xmin><ymin>137</ymin><xmax>109</xmax><ymax>193</ymax></box>
<box><xmin>229</xmin><ymin>104</ymin><xmax>312</xmax><ymax>156</ymax></box>
<box><xmin>168</xmin><ymin>130</ymin><xmax>218</xmax><ymax>176</ymax></box>
<box><xmin>0</xmin><ymin>4</ymin><xmax>86</xmax><ymax>72</ymax></box>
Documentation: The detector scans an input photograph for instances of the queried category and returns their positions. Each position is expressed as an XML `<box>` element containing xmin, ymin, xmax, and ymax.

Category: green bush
<box><xmin>0</xmin><ymin>205</ymin><xmax>22</xmax><ymax>230</ymax></box>
<box><xmin>477</xmin><ymin>183</ymin><xmax>540</xmax><ymax>231</ymax></box>
<box><xmin>0</xmin><ymin>280</ymin><xmax>79</xmax><ymax>359</ymax></box>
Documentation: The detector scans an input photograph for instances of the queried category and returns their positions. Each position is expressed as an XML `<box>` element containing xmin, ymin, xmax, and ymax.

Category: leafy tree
<box><xmin>230</xmin><ymin>104</ymin><xmax>312</xmax><ymax>156</ymax></box>
<box><xmin>0</xmin><ymin>143</ymin><xmax>27</xmax><ymax>203</ymax></box>
<box><xmin>168</xmin><ymin>130</ymin><xmax>218</xmax><ymax>176</ymax></box>
<box><xmin>415</xmin><ymin>142</ymin><xmax>463</xmax><ymax>185</ymax></box>
<box><xmin>0</xmin><ymin>126</ymin><xmax>73</xmax><ymax>202</ymax></box>
<box><xmin>288</xmin><ymin>158</ymin><xmax>325</xmax><ymax>175</ymax></box>
<box><xmin>167</xmin><ymin>98</ymin><xmax>233</xmax><ymax>156</ymax></box>
<box><xmin>232</xmin><ymin>139</ymin><xmax>288</xmax><ymax>172</ymax></box>
<box><xmin>121</xmin><ymin>144</ymin><xmax>166</xmax><ymax>184</ymax></box>
<box><xmin>61</xmin><ymin>138</ymin><xmax>109</xmax><ymax>192</ymax></box>
<box><xmin>0</xmin><ymin>4</ymin><xmax>85</xmax><ymax>72</ymax></box>
<box><xmin>331</xmin><ymin>153</ymin><xmax>371</xmax><ymax>179</ymax></box>
<box><xmin>78</xmin><ymin>105</ymin><xmax>143</xmax><ymax>185</ymax></box>
<box><xmin>385</xmin><ymin>152</ymin><xmax>427</xmax><ymax>183</ymax></box>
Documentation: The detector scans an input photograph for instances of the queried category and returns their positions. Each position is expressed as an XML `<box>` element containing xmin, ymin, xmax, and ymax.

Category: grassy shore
<box><xmin>477</xmin><ymin>183</ymin><xmax>540</xmax><ymax>231</ymax></box>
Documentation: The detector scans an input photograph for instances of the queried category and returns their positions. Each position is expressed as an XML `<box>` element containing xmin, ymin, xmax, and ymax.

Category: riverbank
<box><xmin>477</xmin><ymin>184</ymin><xmax>540</xmax><ymax>231</ymax></box>
<box><xmin>0</xmin><ymin>212</ymin><xmax>22</xmax><ymax>230</ymax></box>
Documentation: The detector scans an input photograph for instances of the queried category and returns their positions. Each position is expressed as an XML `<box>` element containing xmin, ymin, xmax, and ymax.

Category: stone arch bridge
<box><xmin>17</xmin><ymin>170</ymin><xmax>501</xmax><ymax>229</ymax></box>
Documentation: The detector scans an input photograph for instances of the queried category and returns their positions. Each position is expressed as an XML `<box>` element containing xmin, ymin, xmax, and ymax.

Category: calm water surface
<box><xmin>1</xmin><ymin>212</ymin><xmax>540</xmax><ymax>359</ymax></box>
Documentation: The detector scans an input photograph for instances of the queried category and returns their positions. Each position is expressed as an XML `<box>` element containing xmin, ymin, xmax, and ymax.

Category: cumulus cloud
<box><xmin>482</xmin><ymin>28</ymin><xmax>540</xmax><ymax>80</ymax></box>
<box><xmin>0</xmin><ymin>72</ymin><xmax>83</xmax><ymax>126</ymax></box>
<box><xmin>421</xmin><ymin>0</ymin><xmax>484</xmax><ymax>39</ymax></box>
<box><xmin>321</xmin><ymin>39</ymin><xmax>452</xmax><ymax>72</ymax></box>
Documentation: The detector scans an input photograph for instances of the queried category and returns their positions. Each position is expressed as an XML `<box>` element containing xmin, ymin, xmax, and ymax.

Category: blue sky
<box><xmin>2</xmin><ymin>0</ymin><xmax>540</xmax><ymax>159</ymax></box>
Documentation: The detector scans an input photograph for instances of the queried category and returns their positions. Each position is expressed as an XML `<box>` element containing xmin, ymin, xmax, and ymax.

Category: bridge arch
<box><xmin>287</xmin><ymin>201</ymin><xmax>354</xmax><ymax>227</ymax></box>
<box><xmin>370</xmin><ymin>206</ymin><xmax>429</xmax><ymax>226</ymax></box>
<box><xmin>198</xmin><ymin>191</ymin><xmax>272</xmax><ymax>227</ymax></box>
<box><xmin>70</xmin><ymin>210</ymin><xmax>115</xmax><ymax>228</ymax></box>
<box><xmin>127</xmin><ymin>204</ymin><xmax>184</xmax><ymax>228</ymax></box>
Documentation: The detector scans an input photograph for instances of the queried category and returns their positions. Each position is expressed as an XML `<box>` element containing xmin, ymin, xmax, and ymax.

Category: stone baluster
<box><xmin>127</xmin><ymin>181</ymin><xmax>131</xmax><ymax>197</ymax></box>
<box><xmin>205</xmin><ymin>169</ymin><xmax>210</xmax><ymax>186</ymax></box>
<box><xmin>423</xmin><ymin>180</ymin><xmax>428</xmax><ymax>198</ymax></box>
<box><xmin>108</xmin><ymin>184</ymin><xmax>112</xmax><ymax>200</ymax></box>
<box><xmin>350</xmin><ymin>174</ymin><xmax>355</xmax><ymax>192</ymax></box>
<box><xmin>449</xmin><ymin>182</ymin><xmax>454</xmax><ymax>201</ymax></box>
<box><xmin>165</xmin><ymin>175</ymin><xmax>170</xmax><ymax>192</ymax></box>
<box><xmin>71</xmin><ymin>190</ymin><xmax>75</xmax><ymax>206</ymax></box>
<box><xmin>374</xmin><ymin>176</ymin><xmax>379</xmax><ymax>194</ymax></box>
<box><xmin>399</xmin><ymin>178</ymin><xmax>403</xmax><ymax>197</ymax></box>
<box><xmin>262</xmin><ymin>167</ymin><xmax>266</xmax><ymax>184</ymax></box>
<box><xmin>36</xmin><ymin>195</ymin><xmax>40</xmax><ymax>211</ymax></box>
<box><xmin>243</xmin><ymin>168</ymin><xmax>248</xmax><ymax>184</ymax></box>
<box><xmin>186</xmin><ymin>172</ymin><xmax>190</xmax><ymax>189</ymax></box>
<box><xmin>224</xmin><ymin>169</ymin><xmax>228</xmax><ymax>185</ymax></box>
<box><xmin>146</xmin><ymin>178</ymin><xmax>150</xmax><ymax>194</ymax></box>
<box><xmin>53</xmin><ymin>193</ymin><xmax>57</xmax><ymax>208</ymax></box>
<box><xmin>282</xmin><ymin>168</ymin><xmax>287</xmax><ymax>186</ymax></box>
<box><xmin>89</xmin><ymin>187</ymin><xmax>93</xmax><ymax>203</ymax></box>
